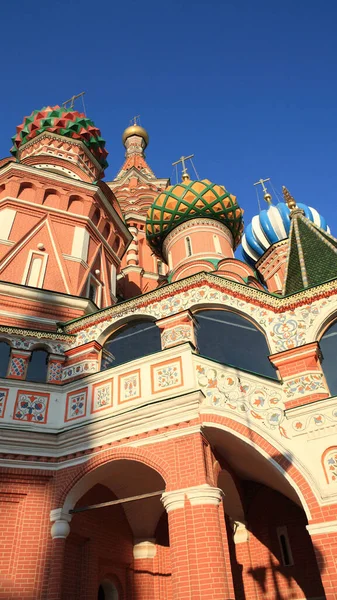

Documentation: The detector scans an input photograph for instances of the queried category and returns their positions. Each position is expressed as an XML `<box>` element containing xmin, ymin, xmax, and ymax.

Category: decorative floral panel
<box><xmin>283</xmin><ymin>373</ymin><xmax>328</xmax><ymax>399</ymax></box>
<box><xmin>161</xmin><ymin>325</ymin><xmax>192</xmax><ymax>349</ymax></box>
<box><xmin>13</xmin><ymin>390</ymin><xmax>50</xmax><ymax>424</ymax></box>
<box><xmin>196</xmin><ymin>362</ymin><xmax>286</xmax><ymax>436</ymax></box>
<box><xmin>8</xmin><ymin>356</ymin><xmax>28</xmax><ymax>378</ymax></box>
<box><xmin>118</xmin><ymin>370</ymin><xmax>141</xmax><ymax>403</ymax></box>
<box><xmin>91</xmin><ymin>380</ymin><xmax>113</xmax><ymax>413</ymax></box>
<box><xmin>151</xmin><ymin>358</ymin><xmax>183</xmax><ymax>394</ymax></box>
<box><xmin>65</xmin><ymin>388</ymin><xmax>88</xmax><ymax>421</ymax></box>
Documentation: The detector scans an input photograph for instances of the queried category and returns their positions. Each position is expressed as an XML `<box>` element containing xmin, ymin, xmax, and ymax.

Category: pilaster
<box><xmin>156</xmin><ymin>310</ymin><xmax>198</xmax><ymax>351</ymax></box>
<box><xmin>270</xmin><ymin>342</ymin><xmax>330</xmax><ymax>409</ymax></box>
<box><xmin>7</xmin><ymin>349</ymin><xmax>30</xmax><ymax>379</ymax></box>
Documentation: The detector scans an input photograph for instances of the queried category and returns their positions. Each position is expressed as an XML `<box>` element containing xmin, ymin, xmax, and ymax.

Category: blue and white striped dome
<box><xmin>242</xmin><ymin>202</ymin><xmax>330</xmax><ymax>265</ymax></box>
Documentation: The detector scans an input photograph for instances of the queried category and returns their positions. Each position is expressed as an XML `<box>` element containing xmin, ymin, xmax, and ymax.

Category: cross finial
<box><xmin>172</xmin><ymin>154</ymin><xmax>194</xmax><ymax>181</ymax></box>
<box><xmin>130</xmin><ymin>115</ymin><xmax>141</xmax><ymax>126</ymax></box>
<box><xmin>254</xmin><ymin>177</ymin><xmax>272</xmax><ymax>204</ymax></box>
<box><xmin>282</xmin><ymin>186</ymin><xmax>297</xmax><ymax>211</ymax></box>
<box><xmin>62</xmin><ymin>92</ymin><xmax>85</xmax><ymax>111</ymax></box>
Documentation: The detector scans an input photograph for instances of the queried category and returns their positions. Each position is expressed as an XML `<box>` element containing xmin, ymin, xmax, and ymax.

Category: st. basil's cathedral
<box><xmin>0</xmin><ymin>103</ymin><xmax>337</xmax><ymax>600</ymax></box>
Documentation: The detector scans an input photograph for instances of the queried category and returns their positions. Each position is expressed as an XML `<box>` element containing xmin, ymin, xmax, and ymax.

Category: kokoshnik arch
<box><xmin>0</xmin><ymin>107</ymin><xmax>336</xmax><ymax>600</ymax></box>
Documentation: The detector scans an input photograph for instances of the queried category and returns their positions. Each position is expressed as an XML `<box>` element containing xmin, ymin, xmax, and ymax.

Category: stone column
<box><xmin>156</xmin><ymin>310</ymin><xmax>198</xmax><ymax>351</ymax></box>
<box><xmin>132</xmin><ymin>539</ymin><xmax>157</xmax><ymax>599</ymax></box>
<box><xmin>269</xmin><ymin>342</ymin><xmax>330</xmax><ymax>409</ymax></box>
<box><xmin>47</xmin><ymin>508</ymin><xmax>72</xmax><ymax>600</ymax></box>
<box><xmin>307</xmin><ymin>520</ymin><xmax>337</xmax><ymax>600</ymax></box>
<box><xmin>231</xmin><ymin>520</ymin><xmax>258</xmax><ymax>600</ymax></box>
<box><xmin>162</xmin><ymin>484</ymin><xmax>230</xmax><ymax>599</ymax></box>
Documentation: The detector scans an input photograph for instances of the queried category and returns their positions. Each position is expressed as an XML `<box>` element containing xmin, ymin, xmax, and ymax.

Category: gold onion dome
<box><xmin>122</xmin><ymin>124</ymin><xmax>149</xmax><ymax>148</ymax></box>
<box><xmin>146</xmin><ymin>178</ymin><xmax>244</xmax><ymax>258</ymax></box>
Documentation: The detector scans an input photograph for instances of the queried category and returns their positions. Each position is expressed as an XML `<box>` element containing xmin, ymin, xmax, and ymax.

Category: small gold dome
<box><xmin>122</xmin><ymin>124</ymin><xmax>149</xmax><ymax>148</ymax></box>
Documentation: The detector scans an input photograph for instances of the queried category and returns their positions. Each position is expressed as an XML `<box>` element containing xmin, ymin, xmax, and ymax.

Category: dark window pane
<box><xmin>26</xmin><ymin>349</ymin><xmax>49</xmax><ymax>383</ymax></box>
<box><xmin>195</xmin><ymin>310</ymin><xmax>276</xmax><ymax>379</ymax></box>
<box><xmin>320</xmin><ymin>321</ymin><xmax>337</xmax><ymax>396</ymax></box>
<box><xmin>101</xmin><ymin>321</ymin><xmax>161</xmax><ymax>370</ymax></box>
<box><xmin>0</xmin><ymin>342</ymin><xmax>10</xmax><ymax>377</ymax></box>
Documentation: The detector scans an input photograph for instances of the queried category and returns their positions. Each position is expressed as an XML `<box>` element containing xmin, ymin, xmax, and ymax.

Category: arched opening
<box><xmin>68</xmin><ymin>195</ymin><xmax>84</xmax><ymax>215</ymax></box>
<box><xmin>61</xmin><ymin>459</ymin><xmax>167</xmax><ymax>600</ymax></box>
<box><xmin>92</xmin><ymin>207</ymin><xmax>101</xmax><ymax>227</ymax></box>
<box><xmin>195</xmin><ymin>309</ymin><xmax>276</xmax><ymax>379</ymax></box>
<box><xmin>320</xmin><ymin>319</ymin><xmax>337</xmax><ymax>396</ymax></box>
<box><xmin>205</xmin><ymin>425</ymin><xmax>325</xmax><ymax>600</ymax></box>
<box><xmin>26</xmin><ymin>348</ymin><xmax>49</xmax><ymax>383</ymax></box>
<box><xmin>101</xmin><ymin>320</ymin><xmax>161</xmax><ymax>370</ymax></box>
<box><xmin>18</xmin><ymin>182</ymin><xmax>36</xmax><ymax>201</ymax></box>
<box><xmin>102</xmin><ymin>223</ymin><xmax>111</xmax><ymax>240</ymax></box>
<box><xmin>112</xmin><ymin>235</ymin><xmax>120</xmax><ymax>253</ymax></box>
<box><xmin>98</xmin><ymin>580</ymin><xmax>119</xmax><ymax>600</ymax></box>
<box><xmin>0</xmin><ymin>341</ymin><xmax>11</xmax><ymax>377</ymax></box>
<box><xmin>43</xmin><ymin>188</ymin><xmax>60</xmax><ymax>208</ymax></box>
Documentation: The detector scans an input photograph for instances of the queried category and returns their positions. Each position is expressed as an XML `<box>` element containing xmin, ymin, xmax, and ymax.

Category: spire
<box><xmin>283</xmin><ymin>206</ymin><xmax>337</xmax><ymax>295</ymax></box>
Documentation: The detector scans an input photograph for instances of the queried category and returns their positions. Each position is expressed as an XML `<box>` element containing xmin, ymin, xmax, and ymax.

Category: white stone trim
<box><xmin>50</xmin><ymin>508</ymin><xmax>72</xmax><ymax>539</ymax></box>
<box><xmin>307</xmin><ymin>519</ymin><xmax>337</xmax><ymax>535</ymax></box>
<box><xmin>162</xmin><ymin>484</ymin><xmax>223</xmax><ymax>512</ymax></box>
<box><xmin>133</xmin><ymin>539</ymin><xmax>157</xmax><ymax>559</ymax></box>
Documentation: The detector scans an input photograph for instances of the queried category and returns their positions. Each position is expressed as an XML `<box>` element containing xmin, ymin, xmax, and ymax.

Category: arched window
<box><xmin>320</xmin><ymin>320</ymin><xmax>337</xmax><ymax>396</ymax></box>
<box><xmin>185</xmin><ymin>236</ymin><xmax>192</xmax><ymax>257</ymax></box>
<box><xmin>213</xmin><ymin>234</ymin><xmax>222</xmax><ymax>254</ymax></box>
<box><xmin>195</xmin><ymin>309</ymin><xmax>276</xmax><ymax>379</ymax></box>
<box><xmin>102</xmin><ymin>223</ymin><xmax>111</xmax><ymax>240</ymax></box>
<box><xmin>26</xmin><ymin>349</ymin><xmax>49</xmax><ymax>383</ymax></box>
<box><xmin>0</xmin><ymin>341</ymin><xmax>11</xmax><ymax>377</ymax></box>
<box><xmin>101</xmin><ymin>321</ymin><xmax>161</xmax><ymax>370</ymax></box>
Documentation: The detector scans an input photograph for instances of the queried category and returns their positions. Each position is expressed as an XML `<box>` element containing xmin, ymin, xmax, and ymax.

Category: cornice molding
<box><xmin>63</xmin><ymin>271</ymin><xmax>337</xmax><ymax>334</ymax></box>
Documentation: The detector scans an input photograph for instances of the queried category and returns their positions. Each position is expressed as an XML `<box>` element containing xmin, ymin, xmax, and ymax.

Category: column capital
<box><xmin>162</xmin><ymin>484</ymin><xmax>223</xmax><ymax>512</ymax></box>
<box><xmin>133</xmin><ymin>539</ymin><xmax>157</xmax><ymax>559</ymax></box>
<box><xmin>232</xmin><ymin>520</ymin><xmax>249</xmax><ymax>544</ymax></box>
<box><xmin>50</xmin><ymin>508</ymin><xmax>72</xmax><ymax>539</ymax></box>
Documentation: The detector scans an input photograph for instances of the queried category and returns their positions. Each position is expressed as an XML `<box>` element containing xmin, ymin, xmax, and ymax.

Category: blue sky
<box><xmin>1</xmin><ymin>0</ymin><xmax>337</xmax><ymax>243</ymax></box>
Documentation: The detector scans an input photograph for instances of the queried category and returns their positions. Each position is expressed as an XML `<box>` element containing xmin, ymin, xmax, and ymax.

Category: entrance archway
<box><xmin>204</xmin><ymin>425</ymin><xmax>325</xmax><ymax>600</ymax></box>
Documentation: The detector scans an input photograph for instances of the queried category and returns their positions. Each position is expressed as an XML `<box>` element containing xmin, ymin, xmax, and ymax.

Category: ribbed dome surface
<box><xmin>11</xmin><ymin>106</ymin><xmax>108</xmax><ymax>169</ymax></box>
<box><xmin>242</xmin><ymin>202</ymin><xmax>330</xmax><ymax>265</ymax></box>
<box><xmin>146</xmin><ymin>178</ymin><xmax>244</xmax><ymax>257</ymax></box>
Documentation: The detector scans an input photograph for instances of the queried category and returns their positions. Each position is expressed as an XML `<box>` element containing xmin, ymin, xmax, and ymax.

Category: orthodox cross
<box><xmin>254</xmin><ymin>177</ymin><xmax>272</xmax><ymax>204</ymax></box>
<box><xmin>130</xmin><ymin>115</ymin><xmax>141</xmax><ymax>126</ymax></box>
<box><xmin>172</xmin><ymin>154</ymin><xmax>194</xmax><ymax>181</ymax></box>
<box><xmin>62</xmin><ymin>92</ymin><xmax>86</xmax><ymax>111</ymax></box>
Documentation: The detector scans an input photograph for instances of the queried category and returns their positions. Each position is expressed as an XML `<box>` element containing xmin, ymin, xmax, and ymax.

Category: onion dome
<box><xmin>10</xmin><ymin>106</ymin><xmax>108</xmax><ymax>169</ymax></box>
<box><xmin>146</xmin><ymin>178</ymin><xmax>244</xmax><ymax>257</ymax></box>
<box><xmin>242</xmin><ymin>201</ymin><xmax>330</xmax><ymax>265</ymax></box>
<box><xmin>122</xmin><ymin>124</ymin><xmax>149</xmax><ymax>148</ymax></box>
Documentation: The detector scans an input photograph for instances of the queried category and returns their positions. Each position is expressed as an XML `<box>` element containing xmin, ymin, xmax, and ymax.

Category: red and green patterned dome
<box><xmin>146</xmin><ymin>178</ymin><xmax>244</xmax><ymax>257</ymax></box>
<box><xmin>11</xmin><ymin>106</ymin><xmax>108</xmax><ymax>169</ymax></box>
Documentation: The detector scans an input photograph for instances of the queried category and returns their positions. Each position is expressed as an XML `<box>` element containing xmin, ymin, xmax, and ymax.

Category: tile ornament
<box><xmin>196</xmin><ymin>362</ymin><xmax>286</xmax><ymax>436</ymax></box>
<box><xmin>323</xmin><ymin>448</ymin><xmax>337</xmax><ymax>483</ymax></box>
<box><xmin>13</xmin><ymin>391</ymin><xmax>50</xmax><ymax>423</ymax></box>
<box><xmin>292</xmin><ymin>407</ymin><xmax>337</xmax><ymax>435</ymax></box>
<box><xmin>151</xmin><ymin>358</ymin><xmax>183</xmax><ymax>394</ymax></box>
<box><xmin>0</xmin><ymin>388</ymin><xmax>8</xmax><ymax>418</ymax></box>
<box><xmin>118</xmin><ymin>370</ymin><xmax>141</xmax><ymax>403</ymax></box>
<box><xmin>65</xmin><ymin>388</ymin><xmax>88</xmax><ymax>421</ymax></box>
<box><xmin>161</xmin><ymin>325</ymin><xmax>192</xmax><ymax>349</ymax></box>
<box><xmin>8</xmin><ymin>356</ymin><xmax>27</xmax><ymax>378</ymax></box>
<box><xmin>48</xmin><ymin>361</ymin><xmax>63</xmax><ymax>382</ymax></box>
<box><xmin>91</xmin><ymin>380</ymin><xmax>113</xmax><ymax>413</ymax></box>
<box><xmin>283</xmin><ymin>373</ymin><xmax>328</xmax><ymax>399</ymax></box>
<box><xmin>62</xmin><ymin>361</ymin><xmax>98</xmax><ymax>380</ymax></box>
